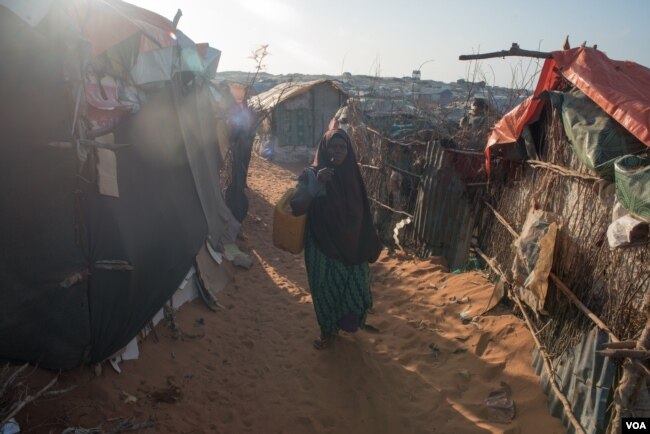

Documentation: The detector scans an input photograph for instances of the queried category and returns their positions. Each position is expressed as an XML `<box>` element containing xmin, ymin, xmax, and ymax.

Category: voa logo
<box><xmin>627</xmin><ymin>421</ymin><xmax>647</xmax><ymax>430</ymax></box>
<box><xmin>623</xmin><ymin>418</ymin><xmax>650</xmax><ymax>433</ymax></box>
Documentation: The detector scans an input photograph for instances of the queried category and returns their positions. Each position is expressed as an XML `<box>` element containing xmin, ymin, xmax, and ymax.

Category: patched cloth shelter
<box><xmin>476</xmin><ymin>46</ymin><xmax>650</xmax><ymax>434</ymax></box>
<box><xmin>0</xmin><ymin>0</ymin><xmax>230</xmax><ymax>370</ymax></box>
<box><xmin>486</xmin><ymin>46</ymin><xmax>650</xmax><ymax>169</ymax></box>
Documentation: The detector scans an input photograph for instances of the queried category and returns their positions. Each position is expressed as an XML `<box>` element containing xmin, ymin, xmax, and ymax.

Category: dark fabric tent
<box><xmin>0</xmin><ymin>0</ymin><xmax>228</xmax><ymax>369</ymax></box>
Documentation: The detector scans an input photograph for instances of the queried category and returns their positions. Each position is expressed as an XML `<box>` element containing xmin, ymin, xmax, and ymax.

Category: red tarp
<box><xmin>486</xmin><ymin>47</ymin><xmax>650</xmax><ymax>170</ymax></box>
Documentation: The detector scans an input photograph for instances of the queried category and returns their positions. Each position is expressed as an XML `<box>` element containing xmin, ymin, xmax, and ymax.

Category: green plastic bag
<box><xmin>550</xmin><ymin>90</ymin><xmax>646</xmax><ymax>180</ymax></box>
<box><xmin>615</xmin><ymin>155</ymin><xmax>650</xmax><ymax>221</ymax></box>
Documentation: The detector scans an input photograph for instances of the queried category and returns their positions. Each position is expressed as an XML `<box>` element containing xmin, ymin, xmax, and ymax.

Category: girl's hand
<box><xmin>317</xmin><ymin>168</ymin><xmax>335</xmax><ymax>183</ymax></box>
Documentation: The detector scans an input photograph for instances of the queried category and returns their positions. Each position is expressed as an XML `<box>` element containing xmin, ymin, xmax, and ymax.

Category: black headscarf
<box><xmin>306</xmin><ymin>129</ymin><xmax>382</xmax><ymax>265</ymax></box>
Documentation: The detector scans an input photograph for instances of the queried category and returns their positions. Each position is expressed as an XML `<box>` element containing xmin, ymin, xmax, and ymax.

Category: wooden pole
<box><xmin>475</xmin><ymin>245</ymin><xmax>588</xmax><ymax>433</ymax></box>
<box><xmin>443</xmin><ymin>148</ymin><xmax>485</xmax><ymax>156</ymax></box>
<box><xmin>482</xmin><ymin>198</ymin><xmax>650</xmax><ymax>434</ymax></box>
<box><xmin>459</xmin><ymin>43</ymin><xmax>553</xmax><ymax>61</ymax></box>
<box><xmin>474</xmin><ymin>246</ymin><xmax>506</xmax><ymax>278</ymax></box>
<box><xmin>483</xmin><ymin>201</ymin><xmax>650</xmax><ymax>378</ymax></box>
<box><xmin>596</xmin><ymin>349</ymin><xmax>650</xmax><ymax>359</ymax></box>
<box><xmin>368</xmin><ymin>197</ymin><xmax>414</xmax><ymax>218</ymax></box>
<box><xmin>549</xmin><ymin>273</ymin><xmax>618</xmax><ymax>341</ymax></box>
<box><xmin>527</xmin><ymin>160</ymin><xmax>599</xmax><ymax>182</ymax></box>
<box><xmin>483</xmin><ymin>201</ymin><xmax>519</xmax><ymax>238</ymax></box>
<box><xmin>0</xmin><ymin>376</ymin><xmax>58</xmax><ymax>427</ymax></box>
<box><xmin>608</xmin><ymin>294</ymin><xmax>650</xmax><ymax>434</ymax></box>
<box><xmin>602</xmin><ymin>341</ymin><xmax>637</xmax><ymax>350</ymax></box>
<box><xmin>483</xmin><ymin>201</ymin><xmax>616</xmax><ymax>338</ymax></box>
<box><xmin>358</xmin><ymin>163</ymin><xmax>380</xmax><ymax>170</ymax></box>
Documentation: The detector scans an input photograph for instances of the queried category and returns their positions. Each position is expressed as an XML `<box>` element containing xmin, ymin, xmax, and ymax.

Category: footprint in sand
<box><xmin>453</xmin><ymin>371</ymin><xmax>471</xmax><ymax>394</ymax></box>
<box><xmin>390</xmin><ymin>298</ymin><xmax>409</xmax><ymax>308</ymax></box>
<box><xmin>481</xmin><ymin>360</ymin><xmax>507</xmax><ymax>380</ymax></box>
<box><xmin>409</xmin><ymin>267</ymin><xmax>435</xmax><ymax>277</ymax></box>
<box><xmin>294</xmin><ymin>416</ymin><xmax>317</xmax><ymax>431</ymax></box>
<box><xmin>297</xmin><ymin>376</ymin><xmax>314</xmax><ymax>392</ymax></box>
<box><xmin>475</xmin><ymin>332</ymin><xmax>492</xmax><ymax>357</ymax></box>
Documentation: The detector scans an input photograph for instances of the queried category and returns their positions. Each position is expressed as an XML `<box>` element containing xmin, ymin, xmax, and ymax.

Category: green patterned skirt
<box><xmin>304</xmin><ymin>230</ymin><xmax>373</xmax><ymax>336</ymax></box>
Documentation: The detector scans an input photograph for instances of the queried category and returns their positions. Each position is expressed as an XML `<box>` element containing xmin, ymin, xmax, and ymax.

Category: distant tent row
<box><xmin>0</xmin><ymin>0</ymin><xmax>232</xmax><ymax>369</ymax></box>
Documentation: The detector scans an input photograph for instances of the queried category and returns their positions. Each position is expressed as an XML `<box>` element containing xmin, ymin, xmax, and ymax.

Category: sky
<box><xmin>128</xmin><ymin>0</ymin><xmax>650</xmax><ymax>88</ymax></box>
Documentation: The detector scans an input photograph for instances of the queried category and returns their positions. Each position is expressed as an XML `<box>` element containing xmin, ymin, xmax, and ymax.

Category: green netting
<box><xmin>549</xmin><ymin>90</ymin><xmax>647</xmax><ymax>180</ymax></box>
<box><xmin>615</xmin><ymin>155</ymin><xmax>650</xmax><ymax>220</ymax></box>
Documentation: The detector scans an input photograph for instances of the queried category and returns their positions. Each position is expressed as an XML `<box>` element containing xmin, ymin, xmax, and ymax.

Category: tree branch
<box><xmin>459</xmin><ymin>43</ymin><xmax>552</xmax><ymax>61</ymax></box>
<box><xmin>1</xmin><ymin>376</ymin><xmax>58</xmax><ymax>427</ymax></box>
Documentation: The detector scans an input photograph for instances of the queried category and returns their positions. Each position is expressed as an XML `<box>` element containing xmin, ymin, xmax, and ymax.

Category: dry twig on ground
<box><xmin>0</xmin><ymin>364</ymin><xmax>58</xmax><ymax>427</ymax></box>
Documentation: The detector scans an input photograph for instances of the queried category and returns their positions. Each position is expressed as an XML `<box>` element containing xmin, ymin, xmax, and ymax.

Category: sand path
<box><xmin>19</xmin><ymin>156</ymin><xmax>565</xmax><ymax>434</ymax></box>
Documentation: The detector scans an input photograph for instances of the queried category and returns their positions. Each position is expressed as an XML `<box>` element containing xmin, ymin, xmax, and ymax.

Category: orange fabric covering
<box><xmin>554</xmin><ymin>47</ymin><xmax>650</xmax><ymax>147</ymax></box>
<box><xmin>486</xmin><ymin>47</ymin><xmax>650</xmax><ymax>170</ymax></box>
<box><xmin>485</xmin><ymin>57</ymin><xmax>559</xmax><ymax>169</ymax></box>
<box><xmin>486</xmin><ymin>58</ymin><xmax>558</xmax><ymax>149</ymax></box>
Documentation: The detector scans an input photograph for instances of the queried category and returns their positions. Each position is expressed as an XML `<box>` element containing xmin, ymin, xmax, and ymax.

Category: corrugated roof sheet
<box><xmin>249</xmin><ymin>79</ymin><xmax>347</xmax><ymax>113</ymax></box>
<box><xmin>413</xmin><ymin>141</ymin><xmax>482</xmax><ymax>269</ymax></box>
<box><xmin>532</xmin><ymin>327</ymin><xmax>615</xmax><ymax>434</ymax></box>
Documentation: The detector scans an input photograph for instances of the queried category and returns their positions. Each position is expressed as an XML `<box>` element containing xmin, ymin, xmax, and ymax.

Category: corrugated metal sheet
<box><xmin>413</xmin><ymin>141</ymin><xmax>482</xmax><ymax>269</ymax></box>
<box><xmin>249</xmin><ymin>79</ymin><xmax>347</xmax><ymax>113</ymax></box>
<box><xmin>532</xmin><ymin>327</ymin><xmax>615</xmax><ymax>434</ymax></box>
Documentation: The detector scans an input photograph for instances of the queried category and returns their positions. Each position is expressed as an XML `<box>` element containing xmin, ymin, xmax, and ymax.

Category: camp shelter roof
<box><xmin>68</xmin><ymin>0</ymin><xmax>177</xmax><ymax>56</ymax></box>
<box><xmin>0</xmin><ymin>0</ymin><xmax>176</xmax><ymax>55</ymax></box>
<box><xmin>487</xmin><ymin>47</ymin><xmax>650</xmax><ymax>157</ymax></box>
<box><xmin>249</xmin><ymin>79</ymin><xmax>348</xmax><ymax>113</ymax></box>
<box><xmin>1</xmin><ymin>0</ymin><xmax>219</xmax><ymax>84</ymax></box>
<box><xmin>0</xmin><ymin>0</ymin><xmax>54</xmax><ymax>27</ymax></box>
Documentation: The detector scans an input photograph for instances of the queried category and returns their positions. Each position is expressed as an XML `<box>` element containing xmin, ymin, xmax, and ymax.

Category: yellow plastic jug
<box><xmin>273</xmin><ymin>188</ymin><xmax>307</xmax><ymax>254</ymax></box>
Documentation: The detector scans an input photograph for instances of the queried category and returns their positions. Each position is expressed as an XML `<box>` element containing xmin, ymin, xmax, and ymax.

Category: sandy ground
<box><xmin>17</xmin><ymin>155</ymin><xmax>565</xmax><ymax>434</ymax></box>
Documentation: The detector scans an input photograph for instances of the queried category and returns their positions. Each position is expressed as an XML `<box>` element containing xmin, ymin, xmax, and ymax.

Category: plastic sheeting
<box><xmin>486</xmin><ymin>58</ymin><xmax>559</xmax><ymax>151</ymax></box>
<box><xmin>615</xmin><ymin>155</ymin><xmax>650</xmax><ymax>221</ymax></box>
<box><xmin>0</xmin><ymin>0</ymin><xmax>54</xmax><ymax>27</ymax></box>
<box><xmin>554</xmin><ymin>47</ymin><xmax>650</xmax><ymax>148</ymax></box>
<box><xmin>512</xmin><ymin>208</ymin><xmax>559</xmax><ymax>314</ymax></box>
<box><xmin>548</xmin><ymin>89</ymin><xmax>647</xmax><ymax>180</ymax></box>
<box><xmin>487</xmin><ymin>47</ymin><xmax>650</xmax><ymax>170</ymax></box>
<box><xmin>0</xmin><ymin>4</ymin><xmax>226</xmax><ymax>369</ymax></box>
<box><xmin>174</xmin><ymin>79</ymin><xmax>231</xmax><ymax>248</ymax></box>
<box><xmin>532</xmin><ymin>327</ymin><xmax>615</xmax><ymax>434</ymax></box>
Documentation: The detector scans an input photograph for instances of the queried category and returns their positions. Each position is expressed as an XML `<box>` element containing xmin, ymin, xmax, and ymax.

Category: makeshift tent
<box><xmin>250</xmin><ymin>80</ymin><xmax>348</xmax><ymax>162</ymax></box>
<box><xmin>478</xmin><ymin>45</ymin><xmax>650</xmax><ymax>434</ymax></box>
<box><xmin>486</xmin><ymin>47</ymin><xmax>650</xmax><ymax>170</ymax></box>
<box><xmin>0</xmin><ymin>0</ymin><xmax>230</xmax><ymax>369</ymax></box>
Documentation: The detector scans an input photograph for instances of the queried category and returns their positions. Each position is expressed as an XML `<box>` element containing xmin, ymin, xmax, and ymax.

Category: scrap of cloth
<box><xmin>304</xmin><ymin>230</ymin><xmax>372</xmax><ymax>334</ymax></box>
